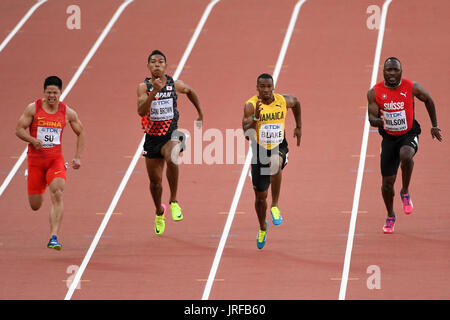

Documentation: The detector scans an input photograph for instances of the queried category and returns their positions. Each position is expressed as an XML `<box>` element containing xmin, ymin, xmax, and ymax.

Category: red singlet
<box><xmin>27</xmin><ymin>99</ymin><xmax>67</xmax><ymax>194</ymax></box>
<box><xmin>373</xmin><ymin>78</ymin><xmax>415</xmax><ymax>136</ymax></box>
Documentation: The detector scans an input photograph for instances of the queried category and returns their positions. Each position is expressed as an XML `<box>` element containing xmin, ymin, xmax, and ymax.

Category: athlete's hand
<box><xmin>255</xmin><ymin>99</ymin><xmax>262</xmax><ymax>120</ymax></box>
<box><xmin>431</xmin><ymin>126</ymin><xmax>443</xmax><ymax>142</ymax></box>
<box><xmin>71</xmin><ymin>158</ymin><xmax>81</xmax><ymax>169</ymax></box>
<box><xmin>379</xmin><ymin>114</ymin><xmax>386</xmax><ymax>129</ymax></box>
<box><xmin>195</xmin><ymin>113</ymin><xmax>203</xmax><ymax>129</ymax></box>
<box><xmin>294</xmin><ymin>127</ymin><xmax>302</xmax><ymax>146</ymax></box>
<box><xmin>32</xmin><ymin>138</ymin><xmax>43</xmax><ymax>150</ymax></box>
<box><xmin>152</xmin><ymin>77</ymin><xmax>164</xmax><ymax>92</ymax></box>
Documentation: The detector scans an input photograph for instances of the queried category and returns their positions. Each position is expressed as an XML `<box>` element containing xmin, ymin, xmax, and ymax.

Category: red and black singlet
<box><xmin>141</xmin><ymin>75</ymin><xmax>179</xmax><ymax>137</ymax></box>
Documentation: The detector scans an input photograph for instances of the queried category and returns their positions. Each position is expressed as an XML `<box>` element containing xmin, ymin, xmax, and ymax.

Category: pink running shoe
<box><xmin>383</xmin><ymin>216</ymin><xmax>396</xmax><ymax>234</ymax></box>
<box><xmin>400</xmin><ymin>192</ymin><xmax>413</xmax><ymax>215</ymax></box>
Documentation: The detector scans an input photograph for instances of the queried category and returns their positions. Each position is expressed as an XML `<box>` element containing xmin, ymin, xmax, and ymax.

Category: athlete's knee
<box><xmin>165</xmin><ymin>155</ymin><xmax>179</xmax><ymax>167</ymax></box>
<box><xmin>28</xmin><ymin>195</ymin><xmax>43</xmax><ymax>211</ymax></box>
<box><xmin>150</xmin><ymin>178</ymin><xmax>162</xmax><ymax>190</ymax></box>
<box><xmin>164</xmin><ymin>146</ymin><xmax>181</xmax><ymax>166</ymax></box>
<box><xmin>49</xmin><ymin>179</ymin><xmax>64</xmax><ymax>201</ymax></box>
<box><xmin>255</xmin><ymin>191</ymin><xmax>268</xmax><ymax>203</ymax></box>
<box><xmin>50</xmin><ymin>188</ymin><xmax>64</xmax><ymax>203</ymax></box>
<box><xmin>30</xmin><ymin>203</ymin><xmax>41</xmax><ymax>211</ymax></box>
<box><xmin>399</xmin><ymin>147</ymin><xmax>415</xmax><ymax>163</ymax></box>
<box><xmin>381</xmin><ymin>176</ymin><xmax>395</xmax><ymax>194</ymax></box>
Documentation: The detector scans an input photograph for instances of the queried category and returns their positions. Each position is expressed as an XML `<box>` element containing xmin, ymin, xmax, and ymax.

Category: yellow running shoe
<box><xmin>256</xmin><ymin>220</ymin><xmax>268</xmax><ymax>249</ymax></box>
<box><xmin>155</xmin><ymin>204</ymin><xmax>166</xmax><ymax>235</ymax></box>
<box><xmin>270</xmin><ymin>206</ymin><xmax>283</xmax><ymax>226</ymax></box>
<box><xmin>170</xmin><ymin>201</ymin><xmax>183</xmax><ymax>221</ymax></box>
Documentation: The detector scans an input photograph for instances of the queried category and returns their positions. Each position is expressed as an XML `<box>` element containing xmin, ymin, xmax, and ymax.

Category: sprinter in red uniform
<box><xmin>15</xmin><ymin>76</ymin><xmax>85</xmax><ymax>250</ymax></box>
<box><xmin>367</xmin><ymin>57</ymin><xmax>442</xmax><ymax>233</ymax></box>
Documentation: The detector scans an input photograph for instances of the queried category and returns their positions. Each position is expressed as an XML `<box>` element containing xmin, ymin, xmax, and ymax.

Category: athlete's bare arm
<box><xmin>66</xmin><ymin>106</ymin><xmax>85</xmax><ymax>169</ymax></box>
<box><xmin>137</xmin><ymin>79</ymin><xmax>163</xmax><ymax>117</ymax></box>
<box><xmin>175</xmin><ymin>79</ymin><xmax>203</xmax><ymax>127</ymax></box>
<box><xmin>413</xmin><ymin>82</ymin><xmax>442</xmax><ymax>141</ymax></box>
<box><xmin>367</xmin><ymin>88</ymin><xmax>385</xmax><ymax>128</ymax></box>
<box><xmin>283</xmin><ymin>94</ymin><xmax>302</xmax><ymax>146</ymax></box>
<box><xmin>242</xmin><ymin>101</ymin><xmax>258</xmax><ymax>132</ymax></box>
<box><xmin>15</xmin><ymin>103</ymin><xmax>43</xmax><ymax>149</ymax></box>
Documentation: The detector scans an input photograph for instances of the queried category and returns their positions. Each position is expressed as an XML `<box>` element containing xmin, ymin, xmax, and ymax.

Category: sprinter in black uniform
<box><xmin>137</xmin><ymin>50</ymin><xmax>203</xmax><ymax>235</ymax></box>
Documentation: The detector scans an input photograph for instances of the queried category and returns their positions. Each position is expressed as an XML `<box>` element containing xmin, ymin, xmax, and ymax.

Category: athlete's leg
<box><xmin>48</xmin><ymin>177</ymin><xmax>65</xmax><ymax>237</ymax></box>
<box><xmin>381</xmin><ymin>175</ymin><xmax>396</xmax><ymax>218</ymax></box>
<box><xmin>145</xmin><ymin>157</ymin><xmax>165</xmax><ymax>215</ymax></box>
<box><xmin>399</xmin><ymin>145</ymin><xmax>415</xmax><ymax>195</ymax></box>
<box><xmin>380</xmin><ymin>137</ymin><xmax>399</xmax><ymax>218</ymax></box>
<box><xmin>161</xmin><ymin>140</ymin><xmax>182</xmax><ymax>203</ymax></box>
<box><xmin>254</xmin><ymin>190</ymin><xmax>269</xmax><ymax>231</ymax></box>
<box><xmin>270</xmin><ymin>155</ymin><xmax>284</xmax><ymax>208</ymax></box>
<box><xmin>27</xmin><ymin>160</ymin><xmax>46</xmax><ymax>211</ymax></box>
<box><xmin>251</xmin><ymin>147</ymin><xmax>271</xmax><ymax>232</ymax></box>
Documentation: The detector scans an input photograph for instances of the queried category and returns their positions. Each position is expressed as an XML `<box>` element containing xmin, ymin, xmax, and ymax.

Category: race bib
<box><xmin>383</xmin><ymin>110</ymin><xmax>407</xmax><ymax>132</ymax></box>
<box><xmin>37</xmin><ymin>126</ymin><xmax>62</xmax><ymax>148</ymax></box>
<box><xmin>259</xmin><ymin>123</ymin><xmax>283</xmax><ymax>145</ymax></box>
<box><xmin>150</xmin><ymin>98</ymin><xmax>174</xmax><ymax>121</ymax></box>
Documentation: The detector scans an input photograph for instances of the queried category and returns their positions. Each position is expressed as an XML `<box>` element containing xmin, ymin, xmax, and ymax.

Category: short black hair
<box><xmin>44</xmin><ymin>76</ymin><xmax>62</xmax><ymax>90</ymax></box>
<box><xmin>148</xmin><ymin>50</ymin><xmax>166</xmax><ymax>63</ymax></box>
<box><xmin>257</xmin><ymin>73</ymin><xmax>273</xmax><ymax>83</ymax></box>
<box><xmin>384</xmin><ymin>56</ymin><xmax>401</xmax><ymax>67</ymax></box>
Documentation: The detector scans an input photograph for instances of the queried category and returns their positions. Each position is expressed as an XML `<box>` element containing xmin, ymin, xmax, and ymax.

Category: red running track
<box><xmin>0</xmin><ymin>0</ymin><xmax>448</xmax><ymax>300</ymax></box>
<box><xmin>347</xmin><ymin>0</ymin><xmax>450</xmax><ymax>299</ymax></box>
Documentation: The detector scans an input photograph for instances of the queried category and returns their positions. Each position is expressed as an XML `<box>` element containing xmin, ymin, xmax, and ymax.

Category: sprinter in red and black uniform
<box><xmin>15</xmin><ymin>76</ymin><xmax>85</xmax><ymax>250</ymax></box>
<box><xmin>367</xmin><ymin>57</ymin><xmax>442</xmax><ymax>233</ymax></box>
<box><xmin>137</xmin><ymin>50</ymin><xmax>203</xmax><ymax>235</ymax></box>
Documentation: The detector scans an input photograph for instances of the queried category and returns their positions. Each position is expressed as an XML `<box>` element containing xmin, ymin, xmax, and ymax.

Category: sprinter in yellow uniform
<box><xmin>242</xmin><ymin>73</ymin><xmax>302</xmax><ymax>249</ymax></box>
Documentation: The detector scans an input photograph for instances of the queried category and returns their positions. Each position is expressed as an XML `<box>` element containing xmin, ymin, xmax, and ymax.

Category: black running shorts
<box><xmin>380</xmin><ymin>131</ymin><xmax>419</xmax><ymax>177</ymax></box>
<box><xmin>142</xmin><ymin>130</ymin><xmax>186</xmax><ymax>159</ymax></box>
<box><xmin>251</xmin><ymin>138</ymin><xmax>289</xmax><ymax>192</ymax></box>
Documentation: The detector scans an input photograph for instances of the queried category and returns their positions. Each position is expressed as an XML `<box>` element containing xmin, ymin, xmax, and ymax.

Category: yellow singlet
<box><xmin>246</xmin><ymin>93</ymin><xmax>287</xmax><ymax>150</ymax></box>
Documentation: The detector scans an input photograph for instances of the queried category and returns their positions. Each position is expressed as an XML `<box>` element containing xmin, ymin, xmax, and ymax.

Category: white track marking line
<box><xmin>0</xmin><ymin>0</ymin><xmax>134</xmax><ymax>198</ymax></box>
<box><xmin>0</xmin><ymin>0</ymin><xmax>47</xmax><ymax>53</ymax></box>
<box><xmin>338</xmin><ymin>0</ymin><xmax>392</xmax><ymax>301</ymax></box>
<box><xmin>201</xmin><ymin>0</ymin><xmax>307</xmax><ymax>301</ymax></box>
<box><xmin>0</xmin><ymin>0</ymin><xmax>48</xmax><ymax>196</ymax></box>
<box><xmin>0</xmin><ymin>148</ymin><xmax>27</xmax><ymax>197</ymax></box>
<box><xmin>64</xmin><ymin>0</ymin><xmax>221</xmax><ymax>300</ymax></box>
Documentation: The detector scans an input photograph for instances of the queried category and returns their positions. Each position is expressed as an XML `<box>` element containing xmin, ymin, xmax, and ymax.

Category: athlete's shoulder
<box><xmin>274</xmin><ymin>92</ymin><xmax>285</xmax><ymax>100</ymax></box>
<box><xmin>23</xmin><ymin>102</ymin><xmax>36</xmax><ymax>117</ymax></box>
<box><xmin>278</xmin><ymin>93</ymin><xmax>293</xmax><ymax>102</ymax></box>
<box><xmin>173</xmin><ymin>78</ymin><xmax>185</xmax><ymax>87</ymax></box>
<box><xmin>246</xmin><ymin>95</ymin><xmax>258</xmax><ymax>106</ymax></box>
<box><xmin>137</xmin><ymin>81</ymin><xmax>148</xmax><ymax>96</ymax></box>
<box><xmin>279</xmin><ymin>93</ymin><xmax>299</xmax><ymax>108</ymax></box>
<box><xmin>373</xmin><ymin>80</ymin><xmax>385</xmax><ymax>90</ymax></box>
<box><xmin>24</xmin><ymin>101</ymin><xmax>38</xmax><ymax>114</ymax></box>
<box><xmin>27</xmin><ymin>101</ymin><xmax>37</xmax><ymax>109</ymax></box>
<box><xmin>402</xmin><ymin>78</ymin><xmax>414</xmax><ymax>87</ymax></box>
<box><xmin>66</xmin><ymin>105</ymin><xmax>79</xmax><ymax>121</ymax></box>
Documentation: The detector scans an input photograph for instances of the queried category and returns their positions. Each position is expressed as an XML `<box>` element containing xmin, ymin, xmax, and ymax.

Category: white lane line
<box><xmin>201</xmin><ymin>0</ymin><xmax>307</xmax><ymax>301</ymax></box>
<box><xmin>338</xmin><ymin>0</ymin><xmax>392</xmax><ymax>301</ymax></box>
<box><xmin>0</xmin><ymin>0</ymin><xmax>134</xmax><ymax>198</ymax></box>
<box><xmin>0</xmin><ymin>148</ymin><xmax>27</xmax><ymax>197</ymax></box>
<box><xmin>0</xmin><ymin>0</ymin><xmax>48</xmax><ymax>197</ymax></box>
<box><xmin>64</xmin><ymin>0</ymin><xmax>221</xmax><ymax>300</ymax></box>
<box><xmin>0</xmin><ymin>0</ymin><xmax>47</xmax><ymax>53</ymax></box>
